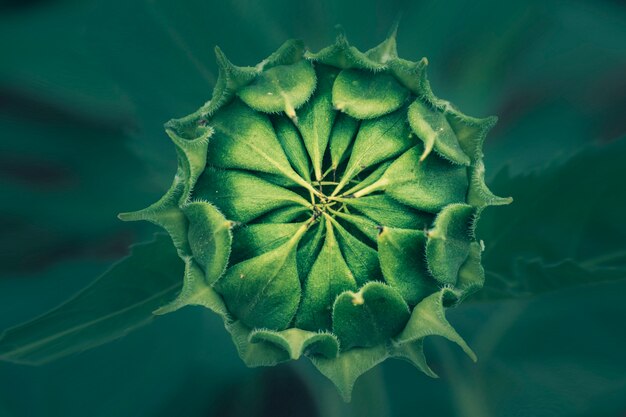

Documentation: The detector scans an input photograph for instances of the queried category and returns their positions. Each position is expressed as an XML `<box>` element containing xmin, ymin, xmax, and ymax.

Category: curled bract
<box><xmin>120</xmin><ymin>27</ymin><xmax>511</xmax><ymax>401</ymax></box>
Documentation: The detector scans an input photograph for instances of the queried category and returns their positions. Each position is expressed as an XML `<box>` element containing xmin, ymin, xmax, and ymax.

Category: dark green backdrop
<box><xmin>1</xmin><ymin>0</ymin><xmax>625</xmax><ymax>416</ymax></box>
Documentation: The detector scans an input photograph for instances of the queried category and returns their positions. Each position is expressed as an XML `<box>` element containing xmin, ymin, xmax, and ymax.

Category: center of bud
<box><xmin>311</xmin><ymin>186</ymin><xmax>334</xmax><ymax>217</ymax></box>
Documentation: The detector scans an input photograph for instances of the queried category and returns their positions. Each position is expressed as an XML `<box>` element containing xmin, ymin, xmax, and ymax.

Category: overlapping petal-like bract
<box><xmin>121</xmin><ymin>28</ymin><xmax>511</xmax><ymax>401</ymax></box>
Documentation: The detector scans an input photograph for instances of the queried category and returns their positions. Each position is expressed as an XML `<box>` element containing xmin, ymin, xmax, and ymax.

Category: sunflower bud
<box><xmin>122</xmin><ymin>28</ymin><xmax>511</xmax><ymax>401</ymax></box>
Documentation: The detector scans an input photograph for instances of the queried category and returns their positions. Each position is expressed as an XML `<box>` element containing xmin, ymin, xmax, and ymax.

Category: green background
<box><xmin>1</xmin><ymin>0</ymin><xmax>625</xmax><ymax>416</ymax></box>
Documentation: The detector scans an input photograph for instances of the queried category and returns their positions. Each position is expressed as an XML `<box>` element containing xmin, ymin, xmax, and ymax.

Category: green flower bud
<box><xmin>121</xmin><ymin>27</ymin><xmax>511</xmax><ymax>401</ymax></box>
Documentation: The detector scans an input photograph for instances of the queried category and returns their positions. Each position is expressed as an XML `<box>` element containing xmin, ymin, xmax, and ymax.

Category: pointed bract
<box><xmin>215</xmin><ymin>225</ymin><xmax>308</xmax><ymax>330</ymax></box>
<box><xmin>296</xmin><ymin>220</ymin><xmax>358</xmax><ymax>331</ymax></box>
<box><xmin>297</xmin><ymin>64</ymin><xmax>340</xmax><ymax>180</ymax></box>
<box><xmin>310</xmin><ymin>345</ymin><xmax>389</xmax><ymax>402</ymax></box>
<box><xmin>305</xmin><ymin>34</ymin><xmax>385</xmax><ymax>71</ymax></box>
<box><xmin>194</xmin><ymin>168</ymin><xmax>309</xmax><ymax>223</ymax></box>
<box><xmin>329</xmin><ymin>112</ymin><xmax>360</xmax><ymax>170</ymax></box>
<box><xmin>408</xmin><ymin>99</ymin><xmax>471</xmax><ymax>166</ymax></box>
<box><xmin>425</xmin><ymin>204</ymin><xmax>475</xmax><ymax>285</ymax></box>
<box><xmin>333</xmin><ymin>69</ymin><xmax>409</xmax><ymax>119</ymax></box>
<box><xmin>183</xmin><ymin>202</ymin><xmax>233</xmax><ymax>285</ymax></box>
<box><xmin>274</xmin><ymin>115</ymin><xmax>313</xmax><ymax>181</ymax></box>
<box><xmin>332</xmin><ymin>282</ymin><xmax>410</xmax><ymax>349</ymax></box>
<box><xmin>394</xmin><ymin>288</ymin><xmax>477</xmax><ymax>362</ymax></box>
<box><xmin>378</xmin><ymin>227</ymin><xmax>437</xmax><ymax>305</ymax></box>
<box><xmin>238</xmin><ymin>60</ymin><xmax>316</xmax><ymax>118</ymax></box>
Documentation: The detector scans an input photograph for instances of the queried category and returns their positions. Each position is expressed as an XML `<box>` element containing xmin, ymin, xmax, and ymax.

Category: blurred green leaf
<box><xmin>0</xmin><ymin>234</ymin><xmax>183</xmax><ymax>365</ymax></box>
<box><xmin>383</xmin><ymin>279</ymin><xmax>626</xmax><ymax>417</ymax></box>
<box><xmin>0</xmin><ymin>0</ymin><xmax>131</xmax><ymax>121</ymax></box>
<box><xmin>0</xmin><ymin>307</ymin><xmax>252</xmax><ymax>417</ymax></box>
<box><xmin>0</xmin><ymin>111</ymin><xmax>161</xmax><ymax>274</ymax></box>
<box><xmin>477</xmin><ymin>138</ymin><xmax>626</xmax><ymax>299</ymax></box>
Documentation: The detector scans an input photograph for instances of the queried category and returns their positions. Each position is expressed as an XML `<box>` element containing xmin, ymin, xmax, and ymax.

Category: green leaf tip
<box><xmin>395</xmin><ymin>289</ymin><xmax>477</xmax><ymax>363</ymax></box>
<box><xmin>213</xmin><ymin>46</ymin><xmax>258</xmax><ymax>91</ymax></box>
<box><xmin>310</xmin><ymin>344</ymin><xmax>389</xmax><ymax>402</ymax></box>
